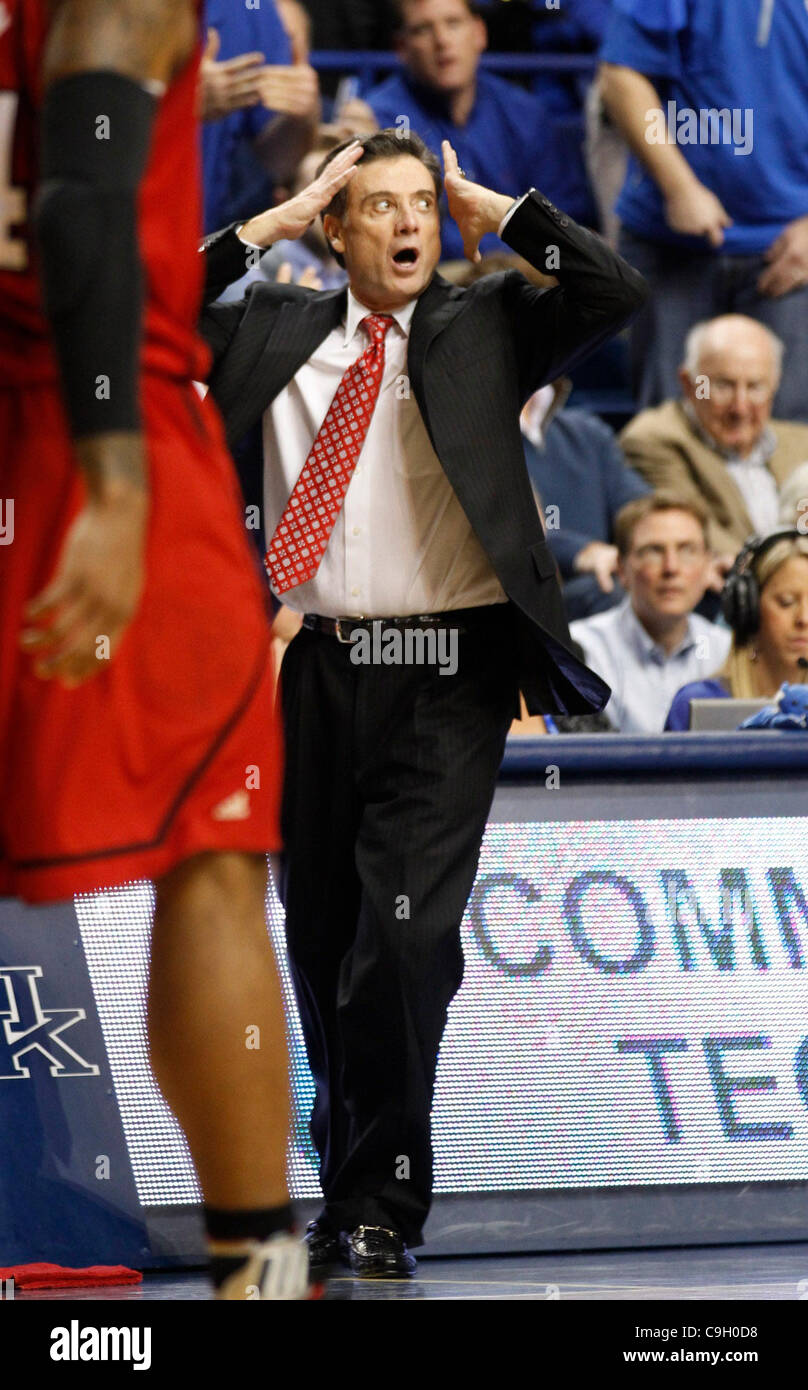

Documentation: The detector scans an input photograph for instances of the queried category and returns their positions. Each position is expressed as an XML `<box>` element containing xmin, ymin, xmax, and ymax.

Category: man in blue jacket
<box><xmin>522</xmin><ymin>382</ymin><xmax>650</xmax><ymax>620</ymax></box>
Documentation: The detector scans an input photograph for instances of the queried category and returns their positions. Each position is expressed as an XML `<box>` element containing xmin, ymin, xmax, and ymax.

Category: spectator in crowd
<box><xmin>481</xmin><ymin>0</ymin><xmax>613</xmax><ymax>228</ymax></box>
<box><xmin>620</xmin><ymin>317</ymin><xmax>808</xmax><ymax>583</ymax></box>
<box><xmin>600</xmin><ymin>0</ymin><xmax>808</xmax><ymax>420</ymax></box>
<box><xmin>201</xmin><ymin>0</ymin><xmax>320</xmax><ymax>233</ymax></box>
<box><xmin>217</xmin><ymin>138</ymin><xmax>349</xmax><ymax>302</ymax></box>
<box><xmin>521</xmin><ymin>378</ymin><xmax>650</xmax><ymax>620</ymax></box>
<box><xmin>665</xmin><ymin>532</ymin><xmax>808</xmax><ymax>730</ymax></box>
<box><xmin>570</xmin><ymin>493</ymin><xmax>731</xmax><ymax>731</ymax></box>
<box><xmin>357</xmin><ymin>0</ymin><xmax>585</xmax><ymax>260</ymax></box>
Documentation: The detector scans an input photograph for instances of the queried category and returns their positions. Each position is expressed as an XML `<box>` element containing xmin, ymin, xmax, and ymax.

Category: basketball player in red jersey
<box><xmin>0</xmin><ymin>0</ymin><xmax>359</xmax><ymax>1298</ymax></box>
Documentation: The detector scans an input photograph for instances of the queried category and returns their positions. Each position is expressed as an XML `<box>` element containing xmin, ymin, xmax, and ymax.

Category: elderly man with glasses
<box><xmin>620</xmin><ymin>315</ymin><xmax>808</xmax><ymax>592</ymax></box>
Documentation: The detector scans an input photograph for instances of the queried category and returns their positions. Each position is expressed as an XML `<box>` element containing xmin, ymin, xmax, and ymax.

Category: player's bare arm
<box><xmin>43</xmin><ymin>0</ymin><xmax>198</xmax><ymax>86</ymax></box>
<box><xmin>21</xmin><ymin>0</ymin><xmax>197</xmax><ymax>687</ymax></box>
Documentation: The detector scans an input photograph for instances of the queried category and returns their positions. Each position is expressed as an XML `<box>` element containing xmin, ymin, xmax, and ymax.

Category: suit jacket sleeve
<box><xmin>198</xmin><ymin>223</ymin><xmax>265</xmax><ymax>372</ymax></box>
<box><xmin>499</xmin><ymin>190</ymin><xmax>648</xmax><ymax>401</ymax></box>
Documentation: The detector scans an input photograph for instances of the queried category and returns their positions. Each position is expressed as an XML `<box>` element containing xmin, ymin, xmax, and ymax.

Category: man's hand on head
<box><xmin>238</xmin><ymin>140</ymin><xmax>364</xmax><ymax>248</ymax></box>
<box><xmin>442</xmin><ymin>140</ymin><xmax>514</xmax><ymax>263</ymax></box>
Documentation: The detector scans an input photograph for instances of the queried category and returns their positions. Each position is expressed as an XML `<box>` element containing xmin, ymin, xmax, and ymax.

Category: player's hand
<box><xmin>199</xmin><ymin>28</ymin><xmax>267</xmax><ymax>122</ymax></box>
<box><xmin>663</xmin><ymin>175</ymin><xmax>732</xmax><ymax>248</ymax></box>
<box><xmin>574</xmin><ymin>540</ymin><xmax>619</xmax><ymax>593</ymax></box>
<box><xmin>758</xmin><ymin>215</ymin><xmax>808</xmax><ymax>297</ymax></box>
<box><xmin>255</xmin><ymin>64</ymin><xmax>320</xmax><ymax>120</ymax></box>
<box><xmin>20</xmin><ymin>438</ymin><xmax>148</xmax><ymax>688</ymax></box>
<box><xmin>239</xmin><ymin>140</ymin><xmax>364</xmax><ymax>247</ymax></box>
<box><xmin>442</xmin><ymin>140</ymin><xmax>513</xmax><ymax>263</ymax></box>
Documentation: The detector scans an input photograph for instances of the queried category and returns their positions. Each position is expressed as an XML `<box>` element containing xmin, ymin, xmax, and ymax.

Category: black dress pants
<box><xmin>278</xmin><ymin>607</ymin><xmax>518</xmax><ymax>1246</ymax></box>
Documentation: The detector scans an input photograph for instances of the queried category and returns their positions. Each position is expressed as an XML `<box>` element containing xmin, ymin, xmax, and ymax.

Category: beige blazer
<box><xmin>620</xmin><ymin>401</ymin><xmax>808</xmax><ymax>553</ymax></box>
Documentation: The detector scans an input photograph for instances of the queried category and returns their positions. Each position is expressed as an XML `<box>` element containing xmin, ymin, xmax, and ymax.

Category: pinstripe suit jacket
<box><xmin>199</xmin><ymin>191</ymin><xmax>647</xmax><ymax>715</ymax></box>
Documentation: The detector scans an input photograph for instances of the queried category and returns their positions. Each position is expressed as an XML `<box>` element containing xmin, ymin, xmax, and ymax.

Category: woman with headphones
<box><xmin>664</xmin><ymin>529</ymin><xmax>808</xmax><ymax>731</ymax></box>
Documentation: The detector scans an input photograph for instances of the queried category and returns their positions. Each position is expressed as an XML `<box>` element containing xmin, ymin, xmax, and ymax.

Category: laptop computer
<box><xmin>688</xmin><ymin>698</ymin><xmax>771</xmax><ymax>731</ymax></box>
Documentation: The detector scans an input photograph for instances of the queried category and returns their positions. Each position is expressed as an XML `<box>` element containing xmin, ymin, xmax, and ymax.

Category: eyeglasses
<box><xmin>703</xmin><ymin>378</ymin><xmax>773</xmax><ymax>405</ymax></box>
<box><xmin>632</xmin><ymin>543</ymin><xmax>708</xmax><ymax>566</ymax></box>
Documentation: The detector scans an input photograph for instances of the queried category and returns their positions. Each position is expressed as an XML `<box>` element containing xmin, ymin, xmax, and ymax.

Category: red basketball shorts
<box><xmin>0</xmin><ymin>376</ymin><xmax>282</xmax><ymax>903</ymax></box>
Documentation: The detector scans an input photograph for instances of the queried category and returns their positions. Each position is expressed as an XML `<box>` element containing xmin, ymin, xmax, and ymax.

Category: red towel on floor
<box><xmin>0</xmin><ymin>1264</ymin><xmax>142</xmax><ymax>1290</ymax></box>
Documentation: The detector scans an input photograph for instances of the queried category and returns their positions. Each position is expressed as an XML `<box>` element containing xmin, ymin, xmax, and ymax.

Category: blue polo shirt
<box><xmin>202</xmin><ymin>0</ymin><xmax>291</xmax><ymax>234</ymax></box>
<box><xmin>364</xmin><ymin>69</ymin><xmax>581</xmax><ymax>260</ymax></box>
<box><xmin>601</xmin><ymin>0</ymin><xmax>808</xmax><ymax>254</ymax></box>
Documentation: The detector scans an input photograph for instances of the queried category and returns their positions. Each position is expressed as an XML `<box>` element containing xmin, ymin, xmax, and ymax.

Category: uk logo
<box><xmin>0</xmin><ymin>967</ymin><xmax>100</xmax><ymax>1079</ymax></box>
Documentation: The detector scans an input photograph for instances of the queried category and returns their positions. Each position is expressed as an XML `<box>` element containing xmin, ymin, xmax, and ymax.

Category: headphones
<box><xmin>721</xmin><ymin>528</ymin><xmax>805</xmax><ymax>642</ymax></box>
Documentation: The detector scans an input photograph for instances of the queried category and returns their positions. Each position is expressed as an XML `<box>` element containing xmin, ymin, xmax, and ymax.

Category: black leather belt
<box><xmin>302</xmin><ymin>612</ymin><xmax>475</xmax><ymax>645</ymax></box>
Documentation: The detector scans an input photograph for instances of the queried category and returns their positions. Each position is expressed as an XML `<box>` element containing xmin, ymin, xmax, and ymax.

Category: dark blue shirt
<box><xmin>601</xmin><ymin>0</ymin><xmax>808</xmax><ymax>254</ymax></box>
<box><xmin>665</xmin><ymin>678</ymin><xmax>729</xmax><ymax>731</ymax></box>
<box><xmin>364</xmin><ymin>69</ymin><xmax>583</xmax><ymax>259</ymax></box>
<box><xmin>202</xmin><ymin>0</ymin><xmax>291</xmax><ymax>234</ymax></box>
<box><xmin>523</xmin><ymin>408</ymin><xmax>650</xmax><ymax>575</ymax></box>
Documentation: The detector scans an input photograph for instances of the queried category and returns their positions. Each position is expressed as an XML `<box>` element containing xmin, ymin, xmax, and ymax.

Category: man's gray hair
<box><xmin>682</xmin><ymin>317</ymin><xmax>785</xmax><ymax>384</ymax></box>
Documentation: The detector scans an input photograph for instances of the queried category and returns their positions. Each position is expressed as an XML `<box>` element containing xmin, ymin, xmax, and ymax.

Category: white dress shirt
<box><xmin>262</xmin><ymin>289</ymin><xmax>506</xmax><ymax>617</ymax></box>
<box><xmin>570</xmin><ymin>598</ymin><xmax>732</xmax><ymax>733</ymax></box>
<box><xmin>725</xmin><ymin>445</ymin><xmax>781</xmax><ymax>535</ymax></box>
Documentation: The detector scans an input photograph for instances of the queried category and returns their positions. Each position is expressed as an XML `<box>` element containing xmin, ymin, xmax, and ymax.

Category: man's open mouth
<box><xmin>392</xmin><ymin>248</ymin><xmax>420</xmax><ymax>266</ymax></box>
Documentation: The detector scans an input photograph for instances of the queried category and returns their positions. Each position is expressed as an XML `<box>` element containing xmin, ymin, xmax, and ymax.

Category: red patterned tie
<box><xmin>264</xmin><ymin>313</ymin><xmax>395</xmax><ymax>595</ymax></box>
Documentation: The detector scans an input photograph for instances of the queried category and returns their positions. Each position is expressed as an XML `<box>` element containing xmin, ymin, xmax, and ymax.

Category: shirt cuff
<box><xmin>498</xmin><ymin>191</ymin><xmax>533</xmax><ymax>237</ymax></box>
<box><xmin>236</xmin><ymin>223</ymin><xmax>265</xmax><ymax>251</ymax></box>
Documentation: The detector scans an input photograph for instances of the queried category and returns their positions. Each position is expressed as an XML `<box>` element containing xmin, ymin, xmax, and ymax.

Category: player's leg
<box><xmin>147</xmin><ymin>848</ymin><xmax>306</xmax><ymax>1298</ymax></box>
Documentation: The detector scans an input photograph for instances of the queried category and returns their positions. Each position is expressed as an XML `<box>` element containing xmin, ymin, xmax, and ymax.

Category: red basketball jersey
<box><xmin>0</xmin><ymin>0</ymin><xmax>210</xmax><ymax>384</ymax></box>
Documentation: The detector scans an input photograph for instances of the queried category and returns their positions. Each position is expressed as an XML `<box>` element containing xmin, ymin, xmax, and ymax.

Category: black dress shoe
<box><xmin>303</xmin><ymin>1219</ymin><xmax>341</xmax><ymax>1270</ymax></box>
<box><xmin>341</xmin><ymin>1225</ymin><xmax>417</xmax><ymax>1278</ymax></box>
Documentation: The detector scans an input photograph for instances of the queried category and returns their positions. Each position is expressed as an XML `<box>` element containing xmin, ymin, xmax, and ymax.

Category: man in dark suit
<box><xmin>200</xmin><ymin>130</ymin><xmax>646</xmax><ymax>1277</ymax></box>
